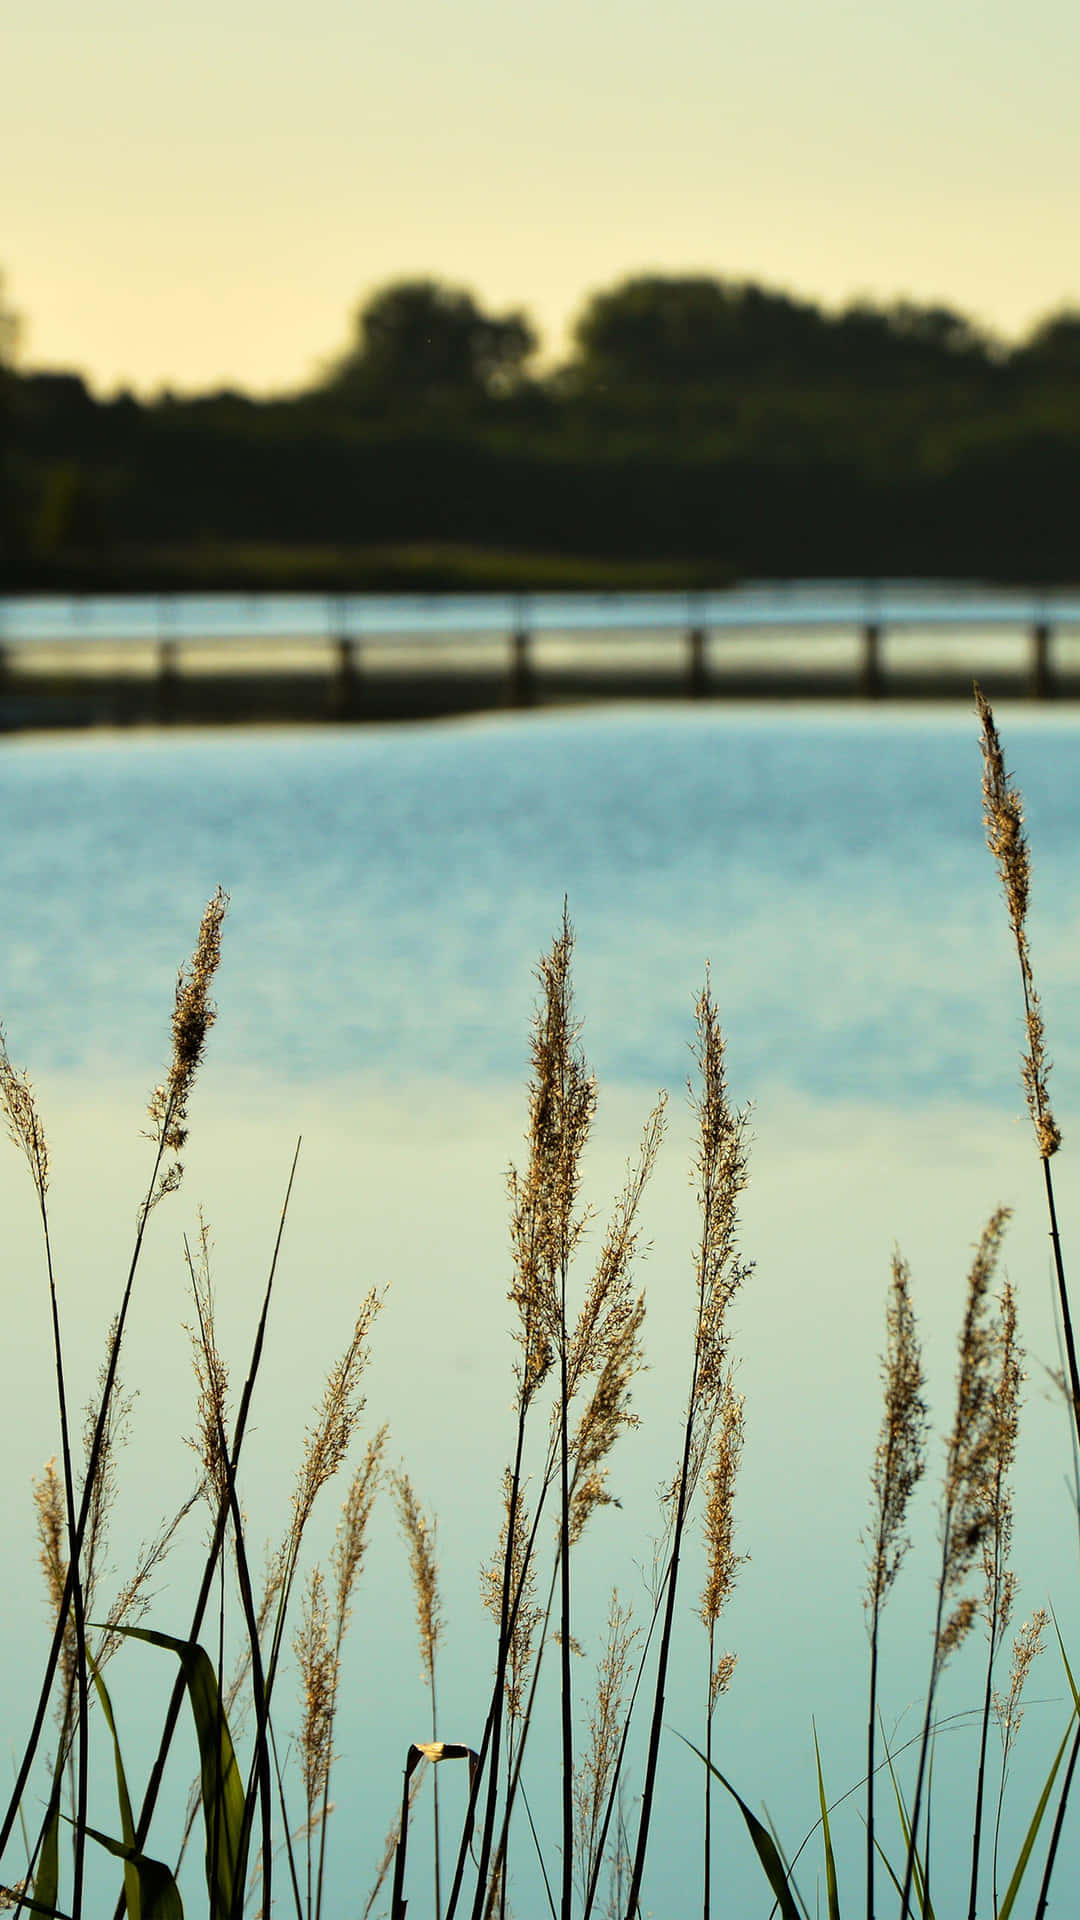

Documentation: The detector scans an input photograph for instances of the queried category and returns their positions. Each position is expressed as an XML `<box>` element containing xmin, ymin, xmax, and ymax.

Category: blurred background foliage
<box><xmin>4</xmin><ymin>270</ymin><xmax>1080</xmax><ymax>588</ymax></box>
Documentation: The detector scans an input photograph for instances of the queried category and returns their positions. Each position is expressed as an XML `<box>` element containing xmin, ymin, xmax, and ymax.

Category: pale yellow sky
<box><xmin>5</xmin><ymin>0</ymin><xmax>1079</xmax><ymax>396</ymax></box>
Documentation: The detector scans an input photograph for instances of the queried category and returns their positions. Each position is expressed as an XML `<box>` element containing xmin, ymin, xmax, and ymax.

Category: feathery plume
<box><xmin>994</xmin><ymin>1610</ymin><xmax>1048</xmax><ymax>1763</ymax></box>
<box><xmin>79</xmin><ymin>1318</ymin><xmax>133</xmax><ymax>1624</ymax></box>
<box><xmin>295</xmin><ymin>1567</ymin><xmax>336</xmax><ymax>1830</ymax></box>
<box><xmin>147</xmin><ymin>886</ymin><xmax>228</xmax><ymax>1161</ymax></box>
<box><xmin>32</xmin><ymin>1460</ymin><xmax>77</xmax><ymax>1714</ymax></box>
<box><xmin>700</xmin><ymin>1372</ymin><xmax>746</xmax><ymax>1705</ymax></box>
<box><xmin>979</xmin><ymin>1280</ymin><xmax>1021</xmax><ymax>1645</ymax></box>
<box><xmin>507</xmin><ymin>910</ymin><xmax>597</xmax><ymax>1404</ymax></box>
<box><xmin>482</xmin><ymin>1471</ymin><xmax>543</xmax><ymax>1730</ymax></box>
<box><xmin>569</xmin><ymin>1293</ymin><xmax>646</xmax><ymax>1543</ymax></box>
<box><xmin>333</xmin><ymin>1427</ymin><xmax>387</xmax><ymax>1636</ymax></box>
<box><xmin>975</xmin><ymin>686</ymin><xmax>1060</xmax><ymax>1157</ymax></box>
<box><xmin>0</xmin><ymin>1032</ymin><xmax>49</xmax><ymax>1201</ymax></box>
<box><xmin>866</xmin><ymin>1253</ymin><xmax>928</xmax><ymax>1616</ymax></box>
<box><xmin>393</xmin><ymin>1472</ymin><xmax>442</xmax><ymax>1677</ymax></box>
<box><xmin>689</xmin><ymin>982</ymin><xmax>753</xmax><ymax>1436</ymax></box>
<box><xmin>938</xmin><ymin>1209</ymin><xmax>1012</xmax><ymax>1668</ymax></box>
<box><xmin>574</xmin><ymin>1592</ymin><xmax>638</xmax><ymax>1899</ymax></box>
<box><xmin>184</xmin><ymin>1219</ymin><xmax>231</xmax><ymax>1512</ymax></box>
<box><xmin>291</xmin><ymin>1292</ymin><xmax>380</xmax><ymax>1548</ymax></box>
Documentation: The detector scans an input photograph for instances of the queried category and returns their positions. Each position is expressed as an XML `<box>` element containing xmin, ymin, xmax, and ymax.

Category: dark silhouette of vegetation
<box><xmin>5</xmin><ymin>270</ymin><xmax>1080</xmax><ymax>588</ymax></box>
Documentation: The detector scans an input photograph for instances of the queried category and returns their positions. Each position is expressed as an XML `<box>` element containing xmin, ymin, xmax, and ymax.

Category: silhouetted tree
<box><xmin>1018</xmin><ymin>308</ymin><xmax>1080</xmax><ymax>372</ymax></box>
<box><xmin>566</xmin><ymin>274</ymin><xmax>829</xmax><ymax>388</ymax></box>
<box><xmin>329</xmin><ymin>279</ymin><xmax>537</xmax><ymax>402</ymax></box>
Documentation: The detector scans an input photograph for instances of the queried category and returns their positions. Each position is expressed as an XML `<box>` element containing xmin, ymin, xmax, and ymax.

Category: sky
<box><xmin>5</xmin><ymin>0</ymin><xmax>1080</xmax><ymax>397</ymax></box>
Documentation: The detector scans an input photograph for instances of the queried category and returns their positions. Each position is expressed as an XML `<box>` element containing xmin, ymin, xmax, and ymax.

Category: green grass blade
<box><xmin>1051</xmin><ymin>1611</ymin><xmax>1079</xmax><ymax>1708</ymax></box>
<box><xmin>679</xmin><ymin>1736</ymin><xmax>804</xmax><ymax>1920</ymax></box>
<box><xmin>82</xmin><ymin>1825</ymin><xmax>185</xmax><ymax>1920</ymax></box>
<box><xmin>88</xmin><ymin>1653</ymin><xmax>140</xmax><ymax>1920</ymax></box>
<box><xmin>108</xmin><ymin>1624</ymin><xmax>245</xmax><ymax>1920</ymax></box>
<box><xmin>996</xmin><ymin>1714</ymin><xmax>1075</xmax><ymax>1920</ymax></box>
<box><xmin>880</xmin><ymin>1731</ymin><xmax>931</xmax><ymax>1917</ymax></box>
<box><xmin>812</xmin><ymin>1724</ymin><xmax>840</xmax><ymax>1920</ymax></box>
<box><xmin>33</xmin><ymin>1791</ymin><xmax>60</xmax><ymax>1920</ymax></box>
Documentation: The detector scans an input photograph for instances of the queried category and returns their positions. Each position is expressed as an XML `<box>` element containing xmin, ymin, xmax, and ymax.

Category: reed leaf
<box><xmin>88</xmin><ymin>1655</ymin><xmax>140</xmax><ymax>1920</ymax></box>
<box><xmin>32</xmin><ymin>1795</ymin><xmax>59</xmax><ymax>1920</ymax></box>
<box><xmin>679</xmin><ymin>1739</ymin><xmax>802</xmax><ymax>1920</ymax></box>
<box><xmin>995</xmin><ymin>1713</ymin><xmax>1076</xmax><ymax>1920</ymax></box>
<box><xmin>107</xmin><ymin>1626</ymin><xmax>245</xmax><ymax>1920</ymax></box>
<box><xmin>81</xmin><ymin>1829</ymin><xmax>184</xmax><ymax>1920</ymax></box>
<box><xmin>812</xmin><ymin>1725</ymin><xmax>840</xmax><ymax>1920</ymax></box>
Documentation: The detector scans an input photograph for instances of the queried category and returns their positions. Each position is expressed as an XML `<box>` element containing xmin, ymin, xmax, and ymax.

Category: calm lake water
<box><xmin>2</xmin><ymin>703</ymin><xmax>1079</xmax><ymax>1916</ymax></box>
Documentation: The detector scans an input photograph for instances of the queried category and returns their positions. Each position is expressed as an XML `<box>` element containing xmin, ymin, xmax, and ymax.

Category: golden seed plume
<box><xmin>32</xmin><ymin>1459</ymin><xmax>77</xmax><ymax>1713</ymax></box>
<box><xmin>566</xmin><ymin>1100</ymin><xmax>665</xmax><ymax>1403</ymax></box>
<box><xmin>569</xmin><ymin>1293</ymin><xmax>646</xmax><ymax>1543</ymax></box>
<box><xmin>392</xmin><ymin>1470</ymin><xmax>442</xmax><ymax>1676</ymax></box>
<box><xmin>938</xmin><ymin>1206</ymin><xmax>1012</xmax><ymax>1670</ymax></box>
<box><xmin>294</xmin><ymin>1566</ymin><xmax>336</xmax><ymax>1823</ymax></box>
<box><xmin>978</xmin><ymin>1279</ymin><xmax>1022</xmax><ymax>1647</ymax></box>
<box><xmin>508</xmin><ymin>910</ymin><xmax>597</xmax><ymax>1402</ymax></box>
<box><xmin>573</xmin><ymin>1590</ymin><xmax>638</xmax><ymax>1898</ymax></box>
<box><xmin>147</xmin><ymin>886</ymin><xmax>228</xmax><ymax>1161</ymax></box>
<box><xmin>692</xmin><ymin>983</ymin><xmax>752</xmax><ymax>1397</ymax></box>
<box><xmin>0</xmin><ymin>1031</ymin><xmax>49</xmax><ymax>1200</ymax></box>
<box><xmin>77</xmin><ymin>1318</ymin><xmax>134</xmax><ymax>1634</ymax></box>
<box><xmin>290</xmin><ymin>1291</ymin><xmax>380</xmax><ymax>1548</ymax></box>
<box><xmin>975</xmin><ymin>686</ymin><xmax>1061</xmax><ymax>1157</ymax></box>
<box><xmin>482</xmin><ymin>1469</ymin><xmax>542</xmax><ymax>1727</ymax></box>
<box><xmin>866</xmin><ymin>1252</ymin><xmax>928</xmax><ymax>1616</ymax></box>
<box><xmin>993</xmin><ymin>1608</ymin><xmax>1048</xmax><ymax>1760</ymax></box>
<box><xmin>332</xmin><ymin>1426</ymin><xmax>387</xmax><ymax>1636</ymax></box>
<box><xmin>700</xmin><ymin>1372</ymin><xmax>746</xmax><ymax>1647</ymax></box>
<box><xmin>184</xmin><ymin>1218</ymin><xmax>231</xmax><ymax>1512</ymax></box>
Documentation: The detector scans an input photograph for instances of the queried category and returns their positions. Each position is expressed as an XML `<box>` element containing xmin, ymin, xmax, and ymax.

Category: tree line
<box><xmin>4</xmin><ymin>273</ymin><xmax>1080</xmax><ymax>586</ymax></box>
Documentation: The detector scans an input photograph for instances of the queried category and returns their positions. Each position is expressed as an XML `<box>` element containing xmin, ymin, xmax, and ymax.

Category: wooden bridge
<box><xmin>0</xmin><ymin>589</ymin><xmax>1077</xmax><ymax>727</ymax></box>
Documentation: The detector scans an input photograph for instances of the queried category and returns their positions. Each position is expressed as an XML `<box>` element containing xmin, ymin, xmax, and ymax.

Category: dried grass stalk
<box><xmin>975</xmin><ymin>686</ymin><xmax>1060</xmax><ymax>1158</ymax></box>
<box><xmin>574</xmin><ymin>1592</ymin><xmax>638</xmax><ymax>1900</ymax></box>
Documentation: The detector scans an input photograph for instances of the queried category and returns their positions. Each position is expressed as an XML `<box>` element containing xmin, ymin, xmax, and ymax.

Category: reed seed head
<box><xmin>148</xmin><ymin>886</ymin><xmax>228</xmax><ymax>1158</ymax></box>
<box><xmin>291</xmin><ymin>1291</ymin><xmax>380</xmax><ymax>1548</ymax></box>
<box><xmin>569</xmin><ymin>1292</ymin><xmax>646</xmax><ymax>1543</ymax></box>
<box><xmin>508</xmin><ymin>910</ymin><xmax>597</xmax><ymax>1402</ymax></box>
<box><xmin>691</xmin><ymin>979</ymin><xmax>753</xmax><ymax>1412</ymax></box>
<box><xmin>993</xmin><ymin>1608</ymin><xmax>1048</xmax><ymax>1760</ymax></box>
<box><xmin>979</xmin><ymin>1278</ymin><xmax>1022</xmax><ymax>1645</ymax></box>
<box><xmin>975</xmin><ymin>686</ymin><xmax>1061</xmax><ymax>1157</ymax></box>
<box><xmin>392</xmin><ymin>1469</ymin><xmax>442</xmax><ymax>1679</ymax></box>
<box><xmin>866</xmin><ymin>1251</ymin><xmax>928</xmax><ymax>1616</ymax></box>
<box><xmin>573</xmin><ymin>1590</ymin><xmax>638</xmax><ymax>1898</ymax></box>
<box><xmin>294</xmin><ymin>1565</ymin><xmax>336</xmax><ymax>1821</ymax></box>
<box><xmin>184</xmin><ymin>1220</ymin><xmax>231</xmax><ymax>1512</ymax></box>
<box><xmin>700</xmin><ymin>1371</ymin><xmax>746</xmax><ymax>1637</ymax></box>
<box><xmin>332</xmin><ymin>1425</ymin><xmax>387</xmax><ymax>1635</ymax></box>
<box><xmin>938</xmin><ymin>1206</ymin><xmax>1012</xmax><ymax>1670</ymax></box>
<box><xmin>32</xmin><ymin>1458</ymin><xmax>77</xmax><ymax>1712</ymax></box>
<box><xmin>482</xmin><ymin>1469</ymin><xmax>542</xmax><ymax>1726</ymax></box>
<box><xmin>0</xmin><ymin>1032</ymin><xmax>49</xmax><ymax>1200</ymax></box>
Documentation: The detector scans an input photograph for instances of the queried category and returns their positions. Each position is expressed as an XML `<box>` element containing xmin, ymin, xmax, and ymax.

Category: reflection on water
<box><xmin>2</xmin><ymin>706</ymin><xmax>1079</xmax><ymax>1915</ymax></box>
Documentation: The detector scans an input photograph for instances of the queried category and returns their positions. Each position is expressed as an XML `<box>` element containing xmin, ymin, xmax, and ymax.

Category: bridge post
<box><xmin>1030</xmin><ymin>621</ymin><xmax>1053</xmax><ymax>699</ymax></box>
<box><xmin>687</xmin><ymin>626</ymin><xmax>708</xmax><ymax>698</ymax></box>
<box><xmin>329</xmin><ymin>635</ymin><xmax>361</xmax><ymax>718</ymax></box>
<box><xmin>156</xmin><ymin>638</ymin><xmax>179</xmax><ymax>722</ymax></box>
<box><xmin>861</xmin><ymin>621</ymin><xmax>883</xmax><ymax>698</ymax></box>
<box><xmin>510</xmin><ymin>627</ymin><xmax>534</xmax><ymax>707</ymax></box>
